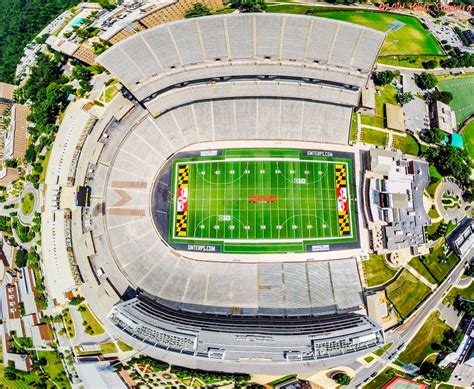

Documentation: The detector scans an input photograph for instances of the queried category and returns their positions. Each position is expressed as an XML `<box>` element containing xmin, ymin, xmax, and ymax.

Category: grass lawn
<box><xmin>422</xmin><ymin>247</ymin><xmax>459</xmax><ymax>282</ymax></box>
<box><xmin>103</xmin><ymin>85</ymin><xmax>119</xmax><ymax>103</ymax></box>
<box><xmin>428</xmin><ymin>206</ymin><xmax>440</xmax><ymax>219</ymax></box>
<box><xmin>314</xmin><ymin>12</ymin><xmax>442</xmax><ymax>57</ymax></box>
<box><xmin>364</xmin><ymin>355</ymin><xmax>374</xmax><ymax>363</ymax></box>
<box><xmin>0</xmin><ymin>344</ymin><xmax>30</xmax><ymax>388</ymax></box>
<box><xmin>363</xmin><ymin>254</ymin><xmax>397</xmax><ymax>287</ymax></box>
<box><xmin>118</xmin><ymin>341</ymin><xmax>134</xmax><ymax>352</ymax></box>
<box><xmin>378</xmin><ymin>55</ymin><xmax>447</xmax><ymax>69</ymax></box>
<box><xmin>350</xmin><ymin>113</ymin><xmax>358</xmax><ymax>142</ymax></box>
<box><xmin>425</xmin><ymin>178</ymin><xmax>441</xmax><ymax>197</ymax></box>
<box><xmin>62</xmin><ymin>308</ymin><xmax>75</xmax><ymax>339</ymax></box>
<box><xmin>373</xmin><ymin>342</ymin><xmax>394</xmax><ymax>357</ymax></box>
<box><xmin>361</xmin><ymin>127</ymin><xmax>388</xmax><ymax>146</ymax></box>
<box><xmin>361</xmin><ymin>114</ymin><xmax>385</xmax><ymax>128</ymax></box>
<box><xmin>386</xmin><ymin>269</ymin><xmax>431</xmax><ymax>318</ymax></box>
<box><xmin>461</xmin><ymin>120</ymin><xmax>474</xmax><ymax>160</ymax></box>
<box><xmin>393</xmin><ymin>134</ymin><xmax>420</xmax><ymax>156</ymax></box>
<box><xmin>438</xmin><ymin>75</ymin><xmax>474</xmax><ymax>125</ymax></box>
<box><xmin>398</xmin><ymin>311</ymin><xmax>449</xmax><ymax>366</ymax></box>
<box><xmin>39</xmin><ymin>147</ymin><xmax>52</xmax><ymax>183</ymax></box>
<box><xmin>268</xmin><ymin>375</ymin><xmax>298</xmax><ymax>387</ymax></box>
<box><xmin>443</xmin><ymin>281</ymin><xmax>474</xmax><ymax>305</ymax></box>
<box><xmin>37</xmin><ymin>351</ymin><xmax>70</xmax><ymax>387</ymax></box>
<box><xmin>100</xmin><ymin>341</ymin><xmax>118</xmax><ymax>354</ymax></box>
<box><xmin>78</xmin><ymin>304</ymin><xmax>105</xmax><ymax>335</ymax></box>
<box><xmin>408</xmin><ymin>257</ymin><xmax>438</xmax><ymax>285</ymax></box>
<box><xmin>21</xmin><ymin>192</ymin><xmax>35</xmax><ymax>216</ymax></box>
<box><xmin>211</xmin><ymin>6</ymin><xmax>235</xmax><ymax>15</ymax></box>
<box><xmin>375</xmin><ymin>84</ymin><xmax>398</xmax><ymax>118</ymax></box>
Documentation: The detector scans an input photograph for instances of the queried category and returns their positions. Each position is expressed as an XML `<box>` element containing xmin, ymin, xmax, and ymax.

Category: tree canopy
<box><xmin>17</xmin><ymin>52</ymin><xmax>74</xmax><ymax>144</ymax></box>
<box><xmin>421</xmin><ymin>127</ymin><xmax>445</xmax><ymax>144</ymax></box>
<box><xmin>230</xmin><ymin>0</ymin><xmax>267</xmax><ymax>13</ymax></box>
<box><xmin>431</xmin><ymin>90</ymin><xmax>453</xmax><ymax>105</ymax></box>
<box><xmin>0</xmin><ymin>0</ymin><xmax>81</xmax><ymax>83</ymax></box>
<box><xmin>423</xmin><ymin>145</ymin><xmax>472</xmax><ymax>187</ymax></box>
<box><xmin>420</xmin><ymin>362</ymin><xmax>452</xmax><ymax>382</ymax></box>
<box><xmin>333</xmin><ymin>373</ymin><xmax>351</xmax><ymax>385</ymax></box>
<box><xmin>415</xmin><ymin>72</ymin><xmax>438</xmax><ymax>90</ymax></box>
<box><xmin>397</xmin><ymin>91</ymin><xmax>414</xmax><ymax>106</ymax></box>
<box><xmin>185</xmin><ymin>3</ymin><xmax>212</xmax><ymax>18</ymax></box>
<box><xmin>373</xmin><ymin>70</ymin><xmax>399</xmax><ymax>86</ymax></box>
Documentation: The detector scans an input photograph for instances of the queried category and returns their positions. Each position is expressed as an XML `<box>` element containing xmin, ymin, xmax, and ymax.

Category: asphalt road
<box><xmin>351</xmin><ymin>247</ymin><xmax>473</xmax><ymax>388</ymax></box>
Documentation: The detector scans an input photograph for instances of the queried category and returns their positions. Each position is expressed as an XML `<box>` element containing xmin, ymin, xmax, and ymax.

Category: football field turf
<box><xmin>169</xmin><ymin>149</ymin><xmax>358</xmax><ymax>253</ymax></box>
<box><xmin>438</xmin><ymin>75</ymin><xmax>474</xmax><ymax>125</ymax></box>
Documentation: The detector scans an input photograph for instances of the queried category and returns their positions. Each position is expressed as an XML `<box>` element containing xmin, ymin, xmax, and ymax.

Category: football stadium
<box><xmin>70</xmin><ymin>13</ymin><xmax>387</xmax><ymax>373</ymax></box>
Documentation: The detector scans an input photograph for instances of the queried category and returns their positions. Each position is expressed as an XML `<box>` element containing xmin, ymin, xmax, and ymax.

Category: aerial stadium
<box><xmin>71</xmin><ymin>13</ymin><xmax>387</xmax><ymax>373</ymax></box>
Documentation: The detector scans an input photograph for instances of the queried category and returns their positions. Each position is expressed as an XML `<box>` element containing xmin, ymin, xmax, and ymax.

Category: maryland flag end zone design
<box><xmin>335</xmin><ymin>164</ymin><xmax>351</xmax><ymax>236</ymax></box>
<box><xmin>175</xmin><ymin>164</ymin><xmax>189</xmax><ymax>237</ymax></box>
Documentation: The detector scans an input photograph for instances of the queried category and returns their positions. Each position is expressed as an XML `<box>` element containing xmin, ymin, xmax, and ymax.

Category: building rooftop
<box><xmin>75</xmin><ymin>361</ymin><xmax>127</xmax><ymax>389</ymax></box>
<box><xmin>386</xmin><ymin>103</ymin><xmax>405</xmax><ymax>131</ymax></box>
<box><xmin>0</xmin><ymin>82</ymin><xmax>15</xmax><ymax>101</ymax></box>
<box><xmin>367</xmin><ymin>149</ymin><xmax>430</xmax><ymax>253</ymax></box>
<box><xmin>445</xmin><ymin>133</ymin><xmax>464</xmax><ymax>149</ymax></box>
<box><xmin>432</xmin><ymin>101</ymin><xmax>456</xmax><ymax>135</ymax></box>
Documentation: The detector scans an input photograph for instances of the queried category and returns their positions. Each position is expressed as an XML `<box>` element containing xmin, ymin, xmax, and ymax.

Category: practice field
<box><xmin>169</xmin><ymin>149</ymin><xmax>358</xmax><ymax>253</ymax></box>
<box><xmin>461</xmin><ymin>120</ymin><xmax>474</xmax><ymax>160</ymax></box>
<box><xmin>313</xmin><ymin>11</ymin><xmax>443</xmax><ymax>57</ymax></box>
<box><xmin>438</xmin><ymin>75</ymin><xmax>474</xmax><ymax>125</ymax></box>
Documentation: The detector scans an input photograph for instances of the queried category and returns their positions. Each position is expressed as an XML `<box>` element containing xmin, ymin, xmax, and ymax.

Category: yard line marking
<box><xmin>305</xmin><ymin>161</ymin><xmax>311</xmax><ymax>239</ymax></box>
<box><xmin>276</xmin><ymin>161</ymin><xmax>281</xmax><ymax>240</ymax></box>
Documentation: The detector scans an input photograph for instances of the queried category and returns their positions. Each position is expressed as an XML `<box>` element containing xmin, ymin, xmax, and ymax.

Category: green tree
<box><xmin>373</xmin><ymin>70</ymin><xmax>399</xmax><ymax>86</ymax></box>
<box><xmin>454</xmin><ymin>296</ymin><xmax>474</xmax><ymax>316</ymax></box>
<box><xmin>92</xmin><ymin>39</ymin><xmax>111</xmax><ymax>55</ymax></box>
<box><xmin>441</xmin><ymin>328</ymin><xmax>464</xmax><ymax>352</ymax></box>
<box><xmin>415</xmin><ymin>72</ymin><xmax>438</xmax><ymax>90</ymax></box>
<box><xmin>231</xmin><ymin>0</ymin><xmax>266</xmax><ymax>13</ymax></box>
<box><xmin>423</xmin><ymin>145</ymin><xmax>472</xmax><ymax>186</ymax></box>
<box><xmin>465</xmin><ymin>264</ymin><xmax>474</xmax><ymax>277</ymax></box>
<box><xmin>420</xmin><ymin>362</ymin><xmax>452</xmax><ymax>382</ymax></box>
<box><xmin>15</xmin><ymin>249</ymin><xmax>28</xmax><ymax>267</ymax></box>
<box><xmin>333</xmin><ymin>373</ymin><xmax>351</xmax><ymax>385</ymax></box>
<box><xmin>431</xmin><ymin>90</ymin><xmax>453</xmax><ymax>104</ymax></box>
<box><xmin>69</xmin><ymin>296</ymin><xmax>85</xmax><ymax>305</ymax></box>
<box><xmin>421</xmin><ymin>127</ymin><xmax>445</xmax><ymax>144</ymax></box>
<box><xmin>24</xmin><ymin>145</ymin><xmax>37</xmax><ymax>164</ymax></box>
<box><xmin>71</xmin><ymin>64</ymin><xmax>93</xmax><ymax>82</ymax></box>
<box><xmin>185</xmin><ymin>3</ymin><xmax>212</xmax><ymax>18</ymax></box>
<box><xmin>0</xmin><ymin>0</ymin><xmax>84</xmax><ymax>83</ymax></box>
<box><xmin>396</xmin><ymin>91</ymin><xmax>414</xmax><ymax>106</ymax></box>
<box><xmin>4</xmin><ymin>159</ymin><xmax>18</xmax><ymax>168</ymax></box>
<box><xmin>422</xmin><ymin>59</ymin><xmax>437</xmax><ymax>69</ymax></box>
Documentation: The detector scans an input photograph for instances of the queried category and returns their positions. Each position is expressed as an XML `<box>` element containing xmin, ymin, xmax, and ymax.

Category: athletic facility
<box><xmin>167</xmin><ymin>149</ymin><xmax>357</xmax><ymax>253</ymax></box>
<box><xmin>70</xmin><ymin>13</ymin><xmax>386</xmax><ymax>373</ymax></box>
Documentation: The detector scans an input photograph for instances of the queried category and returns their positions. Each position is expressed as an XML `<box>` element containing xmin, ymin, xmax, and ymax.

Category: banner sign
<box><xmin>175</xmin><ymin>164</ymin><xmax>190</xmax><ymax>237</ymax></box>
<box><xmin>335</xmin><ymin>164</ymin><xmax>351</xmax><ymax>236</ymax></box>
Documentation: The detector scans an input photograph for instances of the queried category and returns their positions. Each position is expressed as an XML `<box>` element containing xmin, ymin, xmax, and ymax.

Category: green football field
<box><xmin>170</xmin><ymin>149</ymin><xmax>357</xmax><ymax>253</ymax></box>
<box><xmin>315</xmin><ymin>11</ymin><xmax>443</xmax><ymax>57</ymax></box>
<box><xmin>267</xmin><ymin>6</ymin><xmax>443</xmax><ymax>57</ymax></box>
<box><xmin>438</xmin><ymin>75</ymin><xmax>474</xmax><ymax>125</ymax></box>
